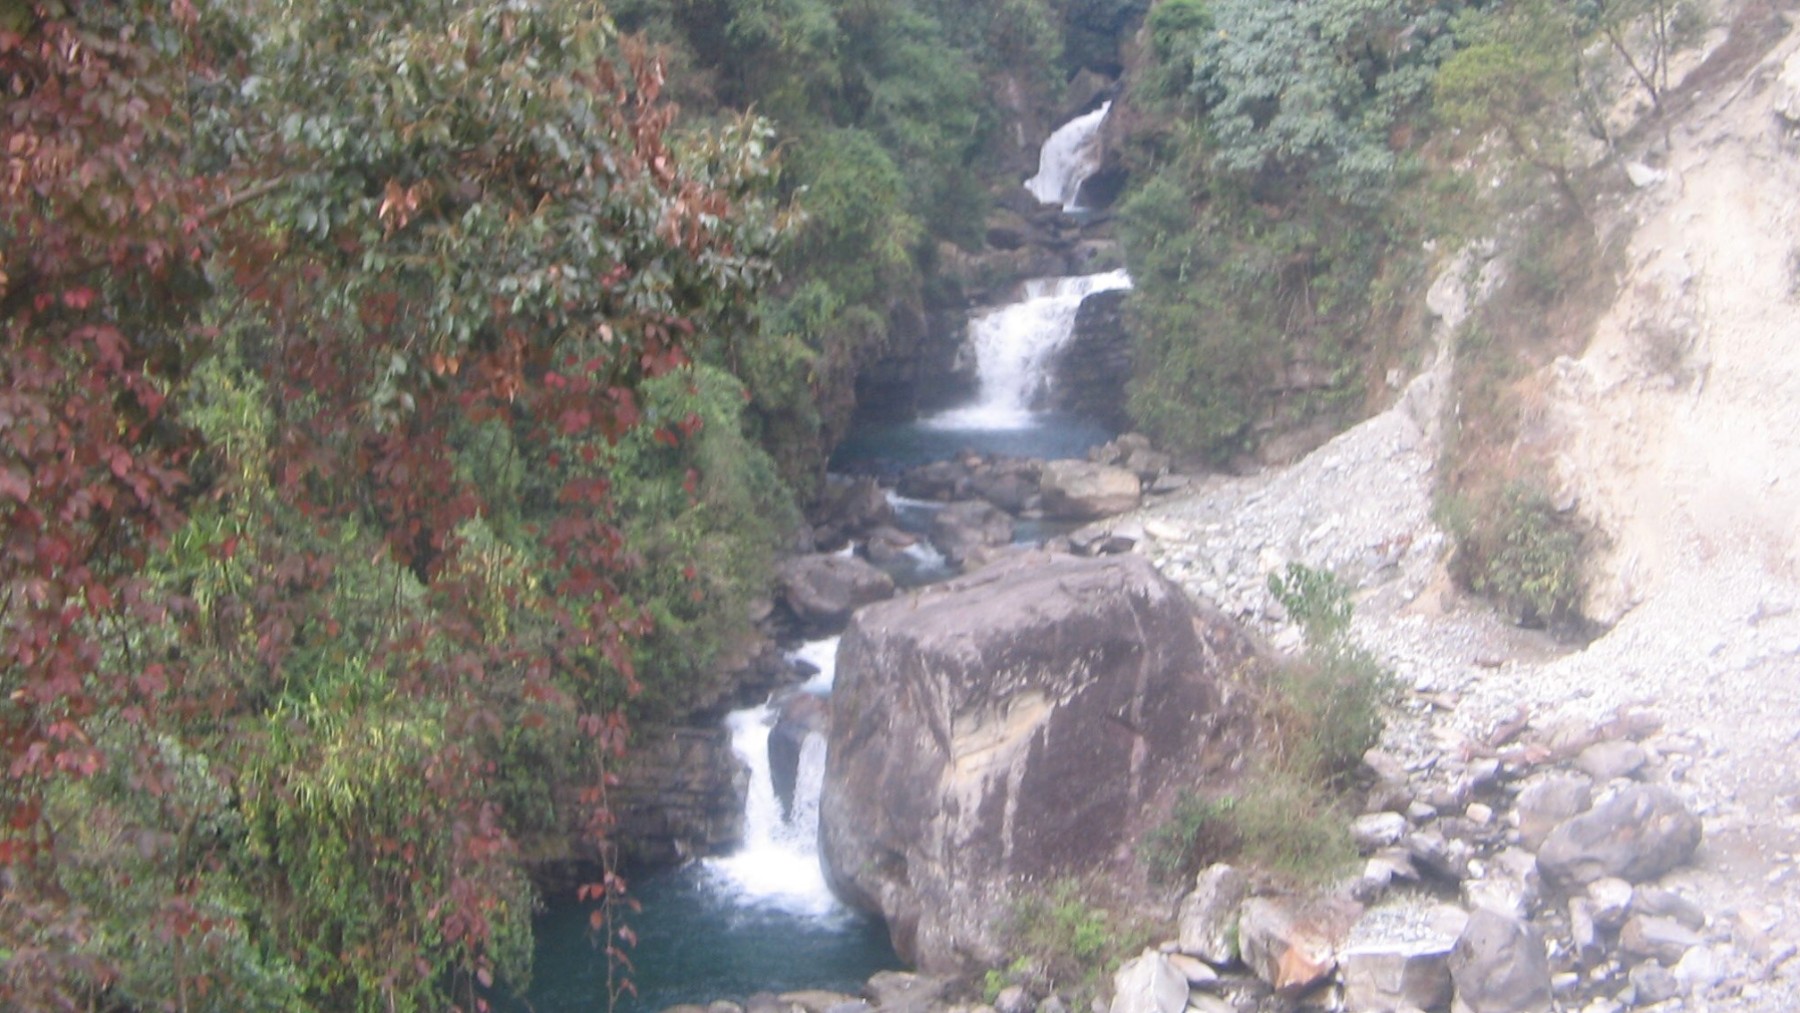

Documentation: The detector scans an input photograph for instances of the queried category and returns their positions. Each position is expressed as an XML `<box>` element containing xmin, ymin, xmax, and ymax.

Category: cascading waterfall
<box><xmin>924</xmin><ymin>268</ymin><xmax>1132</xmax><ymax>431</ymax></box>
<box><xmin>701</xmin><ymin>639</ymin><xmax>843</xmax><ymax>919</ymax></box>
<box><xmin>1024</xmin><ymin>101</ymin><xmax>1111</xmax><ymax>210</ymax></box>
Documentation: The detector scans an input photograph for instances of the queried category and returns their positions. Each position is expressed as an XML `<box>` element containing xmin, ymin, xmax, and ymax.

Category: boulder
<box><xmin>1514</xmin><ymin>773</ymin><xmax>1593</xmax><ymax>851</ymax></box>
<box><xmin>776</xmin><ymin>553</ymin><xmax>896</xmax><ymax>632</ymax></box>
<box><xmin>820</xmin><ymin>553</ymin><xmax>1252</xmax><ymax>971</ymax></box>
<box><xmin>1046</xmin><ymin>288</ymin><xmax>1133</xmax><ymax>432</ymax></box>
<box><xmin>1038</xmin><ymin>460</ymin><xmax>1141</xmax><ymax>520</ymax></box>
<box><xmin>815</xmin><ymin>477</ymin><xmax>897</xmax><ymax>547</ymax></box>
<box><xmin>1619</xmin><ymin>915</ymin><xmax>1702</xmax><ymax>965</ymax></box>
<box><xmin>968</xmin><ymin>468</ymin><xmax>1040</xmax><ymax>514</ymax></box>
<box><xmin>1574</xmin><ymin>740</ymin><xmax>1648</xmax><ymax>782</ymax></box>
<box><xmin>1339</xmin><ymin>941</ymin><xmax>1454</xmax><ymax>1013</ymax></box>
<box><xmin>1108</xmin><ymin>951</ymin><xmax>1190</xmax><ymax>1013</ymax></box>
<box><xmin>1177</xmin><ymin>864</ymin><xmax>1250</xmax><ymax>966</ymax></box>
<box><xmin>928</xmin><ymin>499</ymin><xmax>1015</xmax><ymax>567</ymax></box>
<box><xmin>861</xmin><ymin>971</ymin><xmax>947</xmax><ymax>1013</ymax></box>
<box><xmin>1537</xmin><ymin>785</ymin><xmax>1702</xmax><ymax>887</ymax></box>
<box><xmin>1352</xmin><ymin>812</ymin><xmax>1409</xmax><ymax>854</ymax></box>
<box><xmin>863</xmin><ymin>525</ymin><xmax>921</xmax><ymax>565</ymax></box>
<box><xmin>898</xmin><ymin>460</ymin><xmax>970</xmax><ymax>501</ymax></box>
<box><xmin>1237</xmin><ymin>897</ymin><xmax>1341</xmax><ymax>995</ymax></box>
<box><xmin>1448</xmin><ymin>908</ymin><xmax>1551</xmax><ymax>1013</ymax></box>
<box><xmin>609</xmin><ymin>726</ymin><xmax>743</xmax><ymax>866</ymax></box>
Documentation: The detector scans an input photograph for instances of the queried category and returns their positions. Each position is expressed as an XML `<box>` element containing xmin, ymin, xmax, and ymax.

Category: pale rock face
<box><xmin>818</xmin><ymin>552</ymin><xmax>1252</xmax><ymax>972</ymax></box>
<box><xmin>1037</xmin><ymin>459</ymin><xmax>1142</xmax><ymax>520</ymax></box>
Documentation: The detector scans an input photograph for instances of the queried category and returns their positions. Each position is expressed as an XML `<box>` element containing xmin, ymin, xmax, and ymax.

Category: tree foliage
<box><xmin>1</xmin><ymin>0</ymin><xmax>785</xmax><ymax>1006</ymax></box>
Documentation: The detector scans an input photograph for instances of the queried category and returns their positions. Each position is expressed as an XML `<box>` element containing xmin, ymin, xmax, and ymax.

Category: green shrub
<box><xmin>1224</xmin><ymin>768</ymin><xmax>1358</xmax><ymax>884</ymax></box>
<box><xmin>1006</xmin><ymin>880</ymin><xmax>1135</xmax><ymax>1005</ymax></box>
<box><xmin>1276</xmin><ymin>645</ymin><xmax>1398</xmax><ymax>789</ymax></box>
<box><xmin>1268</xmin><ymin>562</ymin><xmax>1353</xmax><ymax>645</ymax></box>
<box><xmin>1445</xmin><ymin>483</ymin><xmax>1587</xmax><ymax>630</ymax></box>
<box><xmin>1142</xmin><ymin>792</ymin><xmax>1238</xmax><ymax>885</ymax></box>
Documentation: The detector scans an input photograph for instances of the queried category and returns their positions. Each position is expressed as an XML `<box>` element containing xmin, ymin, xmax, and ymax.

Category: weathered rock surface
<box><xmin>1038</xmin><ymin>459</ymin><xmax>1142</xmax><ymax>520</ymax></box>
<box><xmin>1448</xmin><ymin>908</ymin><xmax>1552</xmax><ymax>1013</ymax></box>
<box><xmin>1108</xmin><ymin>951</ymin><xmax>1190</xmax><ymax>1013</ymax></box>
<box><xmin>776</xmin><ymin>553</ymin><xmax>896</xmax><ymax>632</ymax></box>
<box><xmin>820</xmin><ymin>552</ymin><xmax>1251</xmax><ymax>971</ymax></box>
<box><xmin>608</xmin><ymin>726</ymin><xmax>743</xmax><ymax>867</ymax></box>
<box><xmin>1237</xmin><ymin>897</ymin><xmax>1341</xmax><ymax>995</ymax></box>
<box><xmin>1536</xmin><ymin>785</ymin><xmax>1702</xmax><ymax>887</ymax></box>
<box><xmin>1339</xmin><ymin>941</ymin><xmax>1454</xmax><ymax>1013</ymax></box>
<box><xmin>1177</xmin><ymin>864</ymin><xmax>1250</xmax><ymax>966</ymax></box>
<box><xmin>928</xmin><ymin>499</ymin><xmax>1015</xmax><ymax>567</ymax></box>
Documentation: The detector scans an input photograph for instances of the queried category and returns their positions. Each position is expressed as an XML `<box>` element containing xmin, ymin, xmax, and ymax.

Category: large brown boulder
<box><xmin>819</xmin><ymin>552</ymin><xmax>1252</xmax><ymax>972</ymax></box>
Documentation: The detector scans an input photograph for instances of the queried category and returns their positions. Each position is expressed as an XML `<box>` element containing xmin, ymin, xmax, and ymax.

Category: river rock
<box><xmin>898</xmin><ymin>460</ymin><xmax>970</xmax><ymax>501</ymax></box>
<box><xmin>1238</xmin><ymin>897</ymin><xmax>1342</xmax><ymax>994</ymax></box>
<box><xmin>1339</xmin><ymin>940</ymin><xmax>1455</xmax><ymax>1013</ymax></box>
<box><xmin>1628</xmin><ymin>962</ymin><xmax>1681</xmax><ymax>1005</ymax></box>
<box><xmin>1047</xmin><ymin>288</ymin><xmax>1133</xmax><ymax>432</ymax></box>
<box><xmin>863</xmin><ymin>525</ymin><xmax>920</xmax><ymax>565</ymax></box>
<box><xmin>815</xmin><ymin>477</ymin><xmax>896</xmax><ymax>548</ymax></box>
<box><xmin>1352</xmin><ymin>812</ymin><xmax>1409</xmax><ymax>854</ymax></box>
<box><xmin>1037</xmin><ymin>460</ymin><xmax>1141</xmax><ymax>520</ymax></box>
<box><xmin>1109</xmin><ymin>950</ymin><xmax>1190</xmax><ymax>1013</ymax></box>
<box><xmin>993</xmin><ymin>985</ymin><xmax>1033</xmax><ymax>1013</ymax></box>
<box><xmin>1178</xmin><ymin>864</ymin><xmax>1250</xmax><ymax>966</ymax></box>
<box><xmin>1574</xmin><ymin>740</ymin><xmax>1648</xmax><ymax>782</ymax></box>
<box><xmin>1537</xmin><ymin>785</ymin><xmax>1702</xmax><ymax>887</ymax></box>
<box><xmin>1619</xmin><ymin>914</ymin><xmax>1703</xmax><ymax>965</ymax></box>
<box><xmin>820</xmin><ymin>553</ymin><xmax>1252</xmax><ymax>972</ymax></box>
<box><xmin>1448</xmin><ymin>908</ymin><xmax>1552</xmax><ymax>1013</ymax></box>
<box><xmin>1514</xmin><ymin>773</ymin><xmax>1594</xmax><ymax>851</ymax></box>
<box><xmin>929</xmin><ymin>499</ymin><xmax>1015</xmax><ymax>567</ymax></box>
<box><xmin>777</xmin><ymin>553</ymin><xmax>897</xmax><ymax>632</ymax></box>
<box><xmin>862</xmin><ymin>971</ymin><xmax>948</xmax><ymax>1013</ymax></box>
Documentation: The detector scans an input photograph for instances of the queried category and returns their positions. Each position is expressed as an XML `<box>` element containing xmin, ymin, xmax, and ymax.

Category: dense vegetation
<box><xmin>1</xmin><ymin>0</ymin><xmax>790</xmax><ymax>1006</ymax></box>
<box><xmin>0</xmin><ymin>0</ymin><xmax>1707</xmax><ymax>1005</ymax></box>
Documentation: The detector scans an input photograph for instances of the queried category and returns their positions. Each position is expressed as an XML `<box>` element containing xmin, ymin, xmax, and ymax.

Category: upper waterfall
<box><xmin>1024</xmin><ymin>101</ymin><xmax>1112</xmax><ymax>211</ymax></box>
<box><xmin>925</xmin><ymin>269</ymin><xmax>1132</xmax><ymax>432</ymax></box>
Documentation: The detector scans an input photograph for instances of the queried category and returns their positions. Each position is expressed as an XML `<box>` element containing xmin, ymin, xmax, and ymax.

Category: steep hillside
<box><xmin>1124</xmin><ymin>1</ymin><xmax>1800</xmax><ymax>1006</ymax></box>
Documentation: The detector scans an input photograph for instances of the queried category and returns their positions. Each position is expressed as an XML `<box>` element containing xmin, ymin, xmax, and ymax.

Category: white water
<box><xmin>701</xmin><ymin>639</ymin><xmax>843</xmax><ymax>919</ymax></box>
<box><xmin>1024</xmin><ymin>101</ymin><xmax>1112</xmax><ymax>210</ymax></box>
<box><xmin>924</xmin><ymin>268</ymin><xmax>1133</xmax><ymax>431</ymax></box>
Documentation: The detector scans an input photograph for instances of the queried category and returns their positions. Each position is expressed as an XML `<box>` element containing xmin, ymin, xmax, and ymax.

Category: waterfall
<box><xmin>701</xmin><ymin>638</ymin><xmax>843</xmax><ymax>919</ymax></box>
<box><xmin>1024</xmin><ymin>101</ymin><xmax>1112</xmax><ymax>211</ymax></box>
<box><xmin>925</xmin><ymin>269</ymin><xmax>1132</xmax><ymax>431</ymax></box>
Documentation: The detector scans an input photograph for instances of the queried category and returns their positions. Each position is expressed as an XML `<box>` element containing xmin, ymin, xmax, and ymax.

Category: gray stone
<box><xmin>1178</xmin><ymin>865</ymin><xmax>1251</xmax><ymax>966</ymax></box>
<box><xmin>777</xmin><ymin>553</ymin><xmax>896</xmax><ymax>631</ymax></box>
<box><xmin>1108</xmin><ymin>951</ymin><xmax>1189</xmax><ymax>1013</ymax></box>
<box><xmin>1587</xmin><ymin>878</ymin><xmax>1634</xmax><ymax>930</ymax></box>
<box><xmin>1569</xmin><ymin>898</ymin><xmax>1604</xmax><ymax>967</ymax></box>
<box><xmin>1463</xmin><ymin>848</ymin><xmax>1541</xmax><ymax>920</ymax></box>
<box><xmin>708</xmin><ymin>1001</ymin><xmax>745</xmax><ymax>1013</ymax></box>
<box><xmin>1633</xmin><ymin>887</ymin><xmax>1705</xmax><ymax>931</ymax></box>
<box><xmin>1164</xmin><ymin>952</ymin><xmax>1218</xmax><ymax>987</ymax></box>
<box><xmin>1340</xmin><ymin>941</ymin><xmax>1455</xmax><ymax>1012</ymax></box>
<box><xmin>1353</xmin><ymin>812</ymin><xmax>1410</xmax><ymax>853</ymax></box>
<box><xmin>1515</xmin><ymin>774</ymin><xmax>1594</xmax><ymax>851</ymax></box>
<box><xmin>1538</xmin><ymin>786</ymin><xmax>1702</xmax><ymax>887</ymax></box>
<box><xmin>1627</xmin><ymin>962</ymin><xmax>1680</xmax><ymax>1005</ymax></box>
<box><xmin>1406</xmin><ymin>828</ymin><xmax>1472</xmax><ymax>881</ymax></box>
<box><xmin>1448</xmin><ymin>908</ymin><xmax>1552</xmax><ymax>1013</ymax></box>
<box><xmin>1574</xmin><ymin>740</ymin><xmax>1649</xmax><ymax>782</ymax></box>
<box><xmin>779</xmin><ymin>992</ymin><xmax>862</xmax><ymax>1013</ymax></box>
<box><xmin>863</xmin><ymin>971</ymin><xmax>948</xmax><ymax>1013</ymax></box>
<box><xmin>1037</xmin><ymin>460</ymin><xmax>1141</xmax><ymax>520</ymax></box>
<box><xmin>820</xmin><ymin>554</ymin><xmax>1252</xmax><ymax>972</ymax></box>
<box><xmin>994</xmin><ymin>986</ymin><xmax>1034</xmax><ymax>1013</ymax></box>
<box><xmin>1238</xmin><ymin>897</ymin><xmax>1341</xmax><ymax>995</ymax></box>
<box><xmin>1619</xmin><ymin>915</ymin><xmax>1702</xmax><ymax>965</ymax></box>
<box><xmin>1672</xmin><ymin>945</ymin><xmax>1724</xmax><ymax>993</ymax></box>
<box><xmin>929</xmin><ymin>499</ymin><xmax>1016</xmax><ymax>567</ymax></box>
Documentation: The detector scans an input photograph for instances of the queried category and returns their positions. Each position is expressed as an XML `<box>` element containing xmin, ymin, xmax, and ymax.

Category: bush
<box><xmin>1446</xmin><ymin>483</ymin><xmax>1587</xmax><ymax>630</ymax></box>
<box><xmin>1142</xmin><ymin>792</ymin><xmax>1238</xmax><ymax>885</ymax></box>
<box><xmin>1004</xmin><ymin>879</ymin><xmax>1146</xmax><ymax>1006</ymax></box>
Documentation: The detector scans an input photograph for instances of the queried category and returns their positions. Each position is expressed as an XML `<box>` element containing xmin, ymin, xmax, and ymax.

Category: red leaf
<box><xmin>0</xmin><ymin>469</ymin><xmax>29</xmax><ymax>503</ymax></box>
<box><xmin>109</xmin><ymin>447</ymin><xmax>132</xmax><ymax>479</ymax></box>
<box><xmin>61</xmin><ymin>287</ymin><xmax>97</xmax><ymax>311</ymax></box>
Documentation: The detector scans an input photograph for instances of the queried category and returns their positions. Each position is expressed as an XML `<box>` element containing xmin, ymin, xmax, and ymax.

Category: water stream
<box><xmin>528</xmin><ymin>104</ymin><xmax>1131</xmax><ymax>1011</ymax></box>
<box><xmin>1024</xmin><ymin>101</ymin><xmax>1112</xmax><ymax>210</ymax></box>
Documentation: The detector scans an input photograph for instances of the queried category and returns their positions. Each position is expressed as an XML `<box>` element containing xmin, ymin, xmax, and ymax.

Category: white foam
<box><xmin>1025</xmin><ymin>102</ymin><xmax>1113</xmax><ymax>211</ymax></box>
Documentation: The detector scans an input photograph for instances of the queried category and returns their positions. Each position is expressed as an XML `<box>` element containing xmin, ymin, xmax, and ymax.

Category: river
<box><xmin>525</xmin><ymin>101</ymin><xmax>1123</xmax><ymax>1013</ymax></box>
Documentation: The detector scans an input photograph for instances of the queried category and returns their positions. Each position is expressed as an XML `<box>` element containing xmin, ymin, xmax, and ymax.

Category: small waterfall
<box><xmin>701</xmin><ymin>638</ymin><xmax>842</xmax><ymax>919</ymax></box>
<box><xmin>925</xmin><ymin>269</ymin><xmax>1132</xmax><ymax>431</ymax></box>
<box><xmin>1024</xmin><ymin>101</ymin><xmax>1112</xmax><ymax>211</ymax></box>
